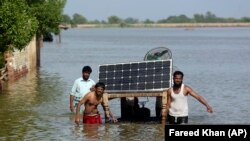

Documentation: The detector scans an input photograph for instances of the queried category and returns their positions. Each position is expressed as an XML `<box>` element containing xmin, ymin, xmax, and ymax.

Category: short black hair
<box><xmin>173</xmin><ymin>70</ymin><xmax>184</xmax><ymax>77</ymax></box>
<box><xmin>82</xmin><ymin>66</ymin><xmax>92</xmax><ymax>73</ymax></box>
<box><xmin>95</xmin><ymin>82</ymin><xmax>106</xmax><ymax>90</ymax></box>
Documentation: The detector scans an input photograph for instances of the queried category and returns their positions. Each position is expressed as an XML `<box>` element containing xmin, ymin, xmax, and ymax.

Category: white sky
<box><xmin>64</xmin><ymin>0</ymin><xmax>250</xmax><ymax>21</ymax></box>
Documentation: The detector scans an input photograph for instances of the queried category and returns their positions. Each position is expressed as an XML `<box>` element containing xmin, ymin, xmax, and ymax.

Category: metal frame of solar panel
<box><xmin>98</xmin><ymin>59</ymin><xmax>172</xmax><ymax>93</ymax></box>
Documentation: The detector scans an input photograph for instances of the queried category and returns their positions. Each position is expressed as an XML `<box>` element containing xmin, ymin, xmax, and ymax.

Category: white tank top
<box><xmin>169</xmin><ymin>84</ymin><xmax>188</xmax><ymax>117</ymax></box>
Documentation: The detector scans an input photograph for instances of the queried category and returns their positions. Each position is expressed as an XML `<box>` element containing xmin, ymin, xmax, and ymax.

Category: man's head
<box><xmin>82</xmin><ymin>66</ymin><xmax>92</xmax><ymax>80</ymax></box>
<box><xmin>173</xmin><ymin>71</ymin><xmax>184</xmax><ymax>87</ymax></box>
<box><xmin>94</xmin><ymin>82</ymin><xmax>106</xmax><ymax>97</ymax></box>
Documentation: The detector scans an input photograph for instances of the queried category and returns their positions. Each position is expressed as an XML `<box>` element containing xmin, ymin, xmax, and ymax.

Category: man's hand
<box><xmin>206</xmin><ymin>105</ymin><xmax>213</xmax><ymax>113</ymax></box>
<box><xmin>70</xmin><ymin>105</ymin><xmax>74</xmax><ymax>112</ymax></box>
<box><xmin>112</xmin><ymin>117</ymin><xmax>118</xmax><ymax>123</ymax></box>
<box><xmin>75</xmin><ymin>116</ymin><xmax>80</xmax><ymax>125</ymax></box>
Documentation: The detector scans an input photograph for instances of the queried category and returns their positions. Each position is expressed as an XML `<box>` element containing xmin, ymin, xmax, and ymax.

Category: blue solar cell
<box><xmin>146</xmin><ymin>69</ymin><xmax>154</xmax><ymax>75</ymax></box>
<box><xmin>131</xmin><ymin>63</ymin><xmax>139</xmax><ymax>70</ymax></box>
<box><xmin>154</xmin><ymin>75</ymin><xmax>162</xmax><ymax>82</ymax></box>
<box><xmin>154</xmin><ymin>82</ymin><xmax>162</xmax><ymax>89</ymax></box>
<box><xmin>115</xmin><ymin>64</ymin><xmax>123</xmax><ymax>70</ymax></box>
<box><xmin>107</xmin><ymin>85</ymin><xmax>113</xmax><ymax>90</ymax></box>
<box><xmin>107</xmin><ymin>65</ymin><xmax>115</xmax><ymax>71</ymax></box>
<box><xmin>162</xmin><ymin>81</ymin><xmax>169</xmax><ymax>88</ymax></box>
<box><xmin>138</xmin><ymin>83</ymin><xmax>146</xmax><ymax>90</ymax></box>
<box><xmin>107</xmin><ymin>72</ymin><xmax>114</xmax><ymax>78</ymax></box>
<box><xmin>155</xmin><ymin>68</ymin><xmax>163</xmax><ymax>74</ymax></box>
<box><xmin>99</xmin><ymin>73</ymin><xmax>106</xmax><ymax>79</ymax></box>
<box><xmin>115</xmin><ymin>71</ymin><xmax>122</xmax><ymax>77</ymax></box>
<box><xmin>130</xmin><ymin>83</ymin><xmax>137</xmax><ymax>90</ymax></box>
<box><xmin>138</xmin><ymin>69</ymin><xmax>146</xmax><ymax>76</ymax></box>
<box><xmin>114</xmin><ymin>78</ymin><xmax>122</xmax><ymax>84</ymax></box>
<box><xmin>114</xmin><ymin>85</ymin><xmax>122</xmax><ymax>90</ymax></box>
<box><xmin>123</xmin><ymin>64</ymin><xmax>130</xmax><ymax>70</ymax></box>
<box><xmin>146</xmin><ymin>62</ymin><xmax>154</xmax><ymax>68</ymax></box>
<box><xmin>122</xmin><ymin>71</ymin><xmax>130</xmax><ymax>77</ymax></box>
<box><xmin>155</xmin><ymin>61</ymin><xmax>163</xmax><ymax>68</ymax></box>
<box><xmin>122</xmin><ymin>77</ymin><xmax>130</xmax><ymax>84</ymax></box>
<box><xmin>107</xmin><ymin>79</ymin><xmax>114</xmax><ymax>85</ymax></box>
<box><xmin>130</xmin><ymin>70</ymin><xmax>138</xmax><ymax>76</ymax></box>
<box><xmin>138</xmin><ymin>76</ymin><xmax>146</xmax><ymax>82</ymax></box>
<box><xmin>139</xmin><ymin>62</ymin><xmax>146</xmax><ymax>69</ymax></box>
<box><xmin>146</xmin><ymin>83</ymin><xmax>154</xmax><ymax>89</ymax></box>
<box><xmin>145</xmin><ymin>76</ymin><xmax>154</xmax><ymax>82</ymax></box>
<box><xmin>122</xmin><ymin>84</ymin><xmax>130</xmax><ymax>90</ymax></box>
<box><xmin>99</xmin><ymin>66</ymin><xmax>106</xmax><ymax>72</ymax></box>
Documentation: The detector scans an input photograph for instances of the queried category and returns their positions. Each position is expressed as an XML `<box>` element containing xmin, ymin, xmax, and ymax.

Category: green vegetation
<box><xmin>27</xmin><ymin>0</ymin><xmax>66</xmax><ymax>36</ymax></box>
<box><xmin>0</xmin><ymin>0</ymin><xmax>66</xmax><ymax>68</ymax></box>
<box><xmin>62</xmin><ymin>11</ymin><xmax>250</xmax><ymax>26</ymax></box>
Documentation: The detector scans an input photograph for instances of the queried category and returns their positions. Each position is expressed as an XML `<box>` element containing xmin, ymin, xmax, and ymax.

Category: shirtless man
<box><xmin>166</xmin><ymin>71</ymin><xmax>213</xmax><ymax>124</ymax></box>
<box><xmin>75</xmin><ymin>82</ymin><xmax>118</xmax><ymax>125</ymax></box>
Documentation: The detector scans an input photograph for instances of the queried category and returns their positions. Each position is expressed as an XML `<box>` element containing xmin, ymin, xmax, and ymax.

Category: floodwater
<box><xmin>0</xmin><ymin>27</ymin><xmax>250</xmax><ymax>141</ymax></box>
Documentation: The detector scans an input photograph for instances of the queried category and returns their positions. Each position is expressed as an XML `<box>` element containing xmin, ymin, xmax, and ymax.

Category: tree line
<box><xmin>62</xmin><ymin>11</ymin><xmax>250</xmax><ymax>25</ymax></box>
<box><xmin>0</xmin><ymin>0</ymin><xmax>66</xmax><ymax>67</ymax></box>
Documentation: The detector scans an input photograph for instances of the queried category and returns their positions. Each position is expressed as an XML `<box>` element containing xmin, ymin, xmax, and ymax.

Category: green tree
<box><xmin>0</xmin><ymin>0</ymin><xmax>38</xmax><ymax>68</ymax></box>
<box><xmin>194</xmin><ymin>14</ymin><xmax>205</xmax><ymax>23</ymax></box>
<box><xmin>157</xmin><ymin>18</ymin><xmax>168</xmax><ymax>23</ymax></box>
<box><xmin>204</xmin><ymin>11</ymin><xmax>217</xmax><ymax>22</ymax></box>
<box><xmin>240</xmin><ymin>17</ymin><xmax>250</xmax><ymax>22</ymax></box>
<box><xmin>0</xmin><ymin>0</ymin><xmax>38</xmax><ymax>52</ymax></box>
<box><xmin>88</xmin><ymin>20</ymin><xmax>101</xmax><ymax>24</ymax></box>
<box><xmin>0</xmin><ymin>0</ymin><xmax>66</xmax><ymax>67</ymax></box>
<box><xmin>72</xmin><ymin>13</ymin><xmax>87</xmax><ymax>24</ymax></box>
<box><xmin>28</xmin><ymin>0</ymin><xmax>66</xmax><ymax>35</ymax></box>
<box><xmin>164</xmin><ymin>15</ymin><xmax>192</xmax><ymax>23</ymax></box>
<box><xmin>62</xmin><ymin>14</ymin><xmax>71</xmax><ymax>24</ymax></box>
<box><xmin>124</xmin><ymin>17</ymin><xmax>139</xmax><ymax>24</ymax></box>
<box><xmin>108</xmin><ymin>16</ymin><xmax>122</xmax><ymax>24</ymax></box>
<box><xmin>144</xmin><ymin>19</ymin><xmax>155</xmax><ymax>24</ymax></box>
<box><xmin>28</xmin><ymin>0</ymin><xmax>66</xmax><ymax>67</ymax></box>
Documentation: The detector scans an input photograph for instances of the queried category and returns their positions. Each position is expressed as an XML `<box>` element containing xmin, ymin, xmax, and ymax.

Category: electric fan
<box><xmin>144</xmin><ymin>47</ymin><xmax>172</xmax><ymax>61</ymax></box>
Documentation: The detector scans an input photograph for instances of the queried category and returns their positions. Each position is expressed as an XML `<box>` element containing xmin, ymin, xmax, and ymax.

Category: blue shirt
<box><xmin>70</xmin><ymin>77</ymin><xmax>95</xmax><ymax>100</ymax></box>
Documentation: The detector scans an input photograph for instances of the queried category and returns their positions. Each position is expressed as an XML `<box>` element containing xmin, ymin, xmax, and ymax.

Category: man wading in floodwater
<box><xmin>166</xmin><ymin>71</ymin><xmax>213</xmax><ymax>124</ymax></box>
<box><xmin>75</xmin><ymin>82</ymin><xmax>118</xmax><ymax>125</ymax></box>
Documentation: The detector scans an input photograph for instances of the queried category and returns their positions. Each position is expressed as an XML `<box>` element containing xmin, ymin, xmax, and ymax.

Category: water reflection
<box><xmin>0</xmin><ymin>69</ymin><xmax>69</xmax><ymax>140</ymax></box>
<box><xmin>69</xmin><ymin>123</ymin><xmax>165</xmax><ymax>141</ymax></box>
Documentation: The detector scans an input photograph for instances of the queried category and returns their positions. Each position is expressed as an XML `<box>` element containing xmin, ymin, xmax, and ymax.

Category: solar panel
<box><xmin>98</xmin><ymin>59</ymin><xmax>172</xmax><ymax>93</ymax></box>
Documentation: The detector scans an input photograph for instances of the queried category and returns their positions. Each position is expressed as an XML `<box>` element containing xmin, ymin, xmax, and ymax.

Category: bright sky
<box><xmin>64</xmin><ymin>0</ymin><xmax>250</xmax><ymax>21</ymax></box>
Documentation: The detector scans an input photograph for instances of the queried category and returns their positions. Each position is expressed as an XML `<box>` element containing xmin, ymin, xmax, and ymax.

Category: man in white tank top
<box><xmin>166</xmin><ymin>71</ymin><xmax>213</xmax><ymax>124</ymax></box>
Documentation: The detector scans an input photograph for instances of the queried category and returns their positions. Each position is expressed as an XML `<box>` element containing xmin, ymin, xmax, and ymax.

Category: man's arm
<box><xmin>100</xmin><ymin>98</ymin><xmax>118</xmax><ymax>123</ymax></box>
<box><xmin>186</xmin><ymin>85</ymin><xmax>213</xmax><ymax>113</ymax></box>
<box><xmin>75</xmin><ymin>95</ymin><xmax>87</xmax><ymax>125</ymax></box>
<box><xmin>166</xmin><ymin>88</ymin><xmax>171</xmax><ymax>110</ymax></box>
<box><xmin>70</xmin><ymin>95</ymin><xmax>75</xmax><ymax>112</ymax></box>
<box><xmin>109</xmin><ymin>110</ymin><xmax>118</xmax><ymax>123</ymax></box>
<box><xmin>69</xmin><ymin>80</ymin><xmax>78</xmax><ymax>112</ymax></box>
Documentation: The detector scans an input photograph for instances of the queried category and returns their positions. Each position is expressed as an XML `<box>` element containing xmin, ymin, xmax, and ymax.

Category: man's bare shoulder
<box><xmin>166</xmin><ymin>88</ymin><xmax>172</xmax><ymax>94</ymax></box>
<box><xmin>87</xmin><ymin>91</ymin><xmax>95</xmax><ymax>96</ymax></box>
<box><xmin>183</xmin><ymin>84</ymin><xmax>193</xmax><ymax>93</ymax></box>
<box><xmin>83</xmin><ymin>91</ymin><xmax>94</xmax><ymax>99</ymax></box>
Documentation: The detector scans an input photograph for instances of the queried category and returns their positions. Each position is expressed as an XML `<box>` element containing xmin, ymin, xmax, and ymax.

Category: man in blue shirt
<box><xmin>70</xmin><ymin>66</ymin><xmax>95</xmax><ymax>112</ymax></box>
